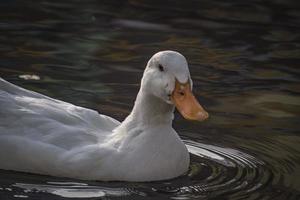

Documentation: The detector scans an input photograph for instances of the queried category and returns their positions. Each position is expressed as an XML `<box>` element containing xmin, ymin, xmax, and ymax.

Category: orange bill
<box><xmin>171</xmin><ymin>79</ymin><xmax>209</xmax><ymax>121</ymax></box>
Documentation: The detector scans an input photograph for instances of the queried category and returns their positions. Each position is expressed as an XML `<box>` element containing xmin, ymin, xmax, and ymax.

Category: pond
<box><xmin>0</xmin><ymin>0</ymin><xmax>300</xmax><ymax>199</ymax></box>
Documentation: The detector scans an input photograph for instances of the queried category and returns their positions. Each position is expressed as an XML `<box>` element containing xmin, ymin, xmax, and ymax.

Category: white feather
<box><xmin>0</xmin><ymin>50</ymin><xmax>191</xmax><ymax>181</ymax></box>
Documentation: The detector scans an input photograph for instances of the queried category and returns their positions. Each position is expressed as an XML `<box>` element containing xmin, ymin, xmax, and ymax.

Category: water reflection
<box><xmin>0</xmin><ymin>140</ymin><xmax>274</xmax><ymax>199</ymax></box>
<box><xmin>14</xmin><ymin>182</ymin><xmax>131</xmax><ymax>198</ymax></box>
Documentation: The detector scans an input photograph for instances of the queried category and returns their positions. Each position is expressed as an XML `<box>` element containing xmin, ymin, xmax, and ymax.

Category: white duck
<box><xmin>0</xmin><ymin>51</ymin><xmax>208</xmax><ymax>182</ymax></box>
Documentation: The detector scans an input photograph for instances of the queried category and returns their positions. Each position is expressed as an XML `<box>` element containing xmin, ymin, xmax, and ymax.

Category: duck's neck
<box><xmin>124</xmin><ymin>89</ymin><xmax>175</xmax><ymax>127</ymax></box>
<box><xmin>109</xmin><ymin>89</ymin><xmax>176</xmax><ymax>149</ymax></box>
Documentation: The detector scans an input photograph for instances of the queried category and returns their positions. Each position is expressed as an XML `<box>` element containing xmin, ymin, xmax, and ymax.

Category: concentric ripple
<box><xmin>178</xmin><ymin>140</ymin><xmax>273</xmax><ymax>199</ymax></box>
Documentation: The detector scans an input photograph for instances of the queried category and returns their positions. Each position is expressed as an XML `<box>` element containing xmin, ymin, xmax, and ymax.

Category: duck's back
<box><xmin>0</xmin><ymin>78</ymin><xmax>120</xmax><ymax>177</ymax></box>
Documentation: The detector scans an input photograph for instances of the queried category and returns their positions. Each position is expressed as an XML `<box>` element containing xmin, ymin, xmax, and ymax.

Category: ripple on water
<box><xmin>175</xmin><ymin>140</ymin><xmax>273</xmax><ymax>199</ymax></box>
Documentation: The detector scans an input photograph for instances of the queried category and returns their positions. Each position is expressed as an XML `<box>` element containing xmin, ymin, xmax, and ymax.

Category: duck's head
<box><xmin>141</xmin><ymin>50</ymin><xmax>209</xmax><ymax>121</ymax></box>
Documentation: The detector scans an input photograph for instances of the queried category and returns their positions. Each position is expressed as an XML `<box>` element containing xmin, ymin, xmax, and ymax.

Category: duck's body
<box><xmin>0</xmin><ymin>51</ymin><xmax>208</xmax><ymax>181</ymax></box>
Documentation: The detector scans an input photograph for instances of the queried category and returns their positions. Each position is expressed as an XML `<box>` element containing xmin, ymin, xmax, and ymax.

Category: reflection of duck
<box><xmin>0</xmin><ymin>51</ymin><xmax>208</xmax><ymax>181</ymax></box>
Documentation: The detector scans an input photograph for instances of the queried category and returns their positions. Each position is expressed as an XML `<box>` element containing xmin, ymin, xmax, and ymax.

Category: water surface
<box><xmin>0</xmin><ymin>0</ymin><xmax>300</xmax><ymax>199</ymax></box>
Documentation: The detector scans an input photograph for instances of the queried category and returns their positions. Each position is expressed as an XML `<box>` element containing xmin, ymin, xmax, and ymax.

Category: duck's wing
<box><xmin>0</xmin><ymin>78</ymin><xmax>123</xmax><ymax>179</ymax></box>
<box><xmin>0</xmin><ymin>78</ymin><xmax>121</xmax><ymax>149</ymax></box>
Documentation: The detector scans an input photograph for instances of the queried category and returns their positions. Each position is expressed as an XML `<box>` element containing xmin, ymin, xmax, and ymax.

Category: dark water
<box><xmin>1</xmin><ymin>0</ymin><xmax>300</xmax><ymax>199</ymax></box>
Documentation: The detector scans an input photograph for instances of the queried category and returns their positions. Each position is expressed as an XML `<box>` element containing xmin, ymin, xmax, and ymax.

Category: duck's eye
<box><xmin>158</xmin><ymin>64</ymin><xmax>164</xmax><ymax>72</ymax></box>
